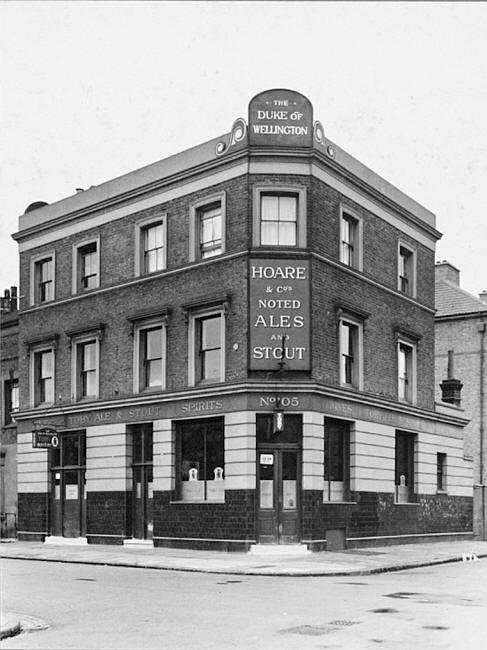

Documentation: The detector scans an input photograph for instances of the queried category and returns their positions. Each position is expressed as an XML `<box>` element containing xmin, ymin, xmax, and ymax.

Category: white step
<box><xmin>249</xmin><ymin>544</ymin><xmax>310</xmax><ymax>556</ymax></box>
<box><xmin>123</xmin><ymin>538</ymin><xmax>154</xmax><ymax>549</ymax></box>
<box><xmin>44</xmin><ymin>536</ymin><xmax>88</xmax><ymax>546</ymax></box>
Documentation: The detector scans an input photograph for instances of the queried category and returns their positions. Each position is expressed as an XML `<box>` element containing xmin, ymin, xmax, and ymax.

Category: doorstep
<box><xmin>44</xmin><ymin>536</ymin><xmax>88</xmax><ymax>546</ymax></box>
<box><xmin>249</xmin><ymin>543</ymin><xmax>311</xmax><ymax>555</ymax></box>
<box><xmin>123</xmin><ymin>538</ymin><xmax>154</xmax><ymax>549</ymax></box>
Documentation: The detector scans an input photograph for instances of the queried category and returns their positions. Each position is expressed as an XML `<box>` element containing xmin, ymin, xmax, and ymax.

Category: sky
<box><xmin>1</xmin><ymin>1</ymin><xmax>486</xmax><ymax>298</ymax></box>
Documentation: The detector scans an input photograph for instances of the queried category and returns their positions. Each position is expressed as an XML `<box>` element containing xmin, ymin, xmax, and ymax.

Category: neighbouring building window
<box><xmin>177</xmin><ymin>417</ymin><xmax>224</xmax><ymax>502</ymax></box>
<box><xmin>398</xmin><ymin>243</ymin><xmax>416</xmax><ymax>297</ymax></box>
<box><xmin>253</xmin><ymin>185</ymin><xmax>307</xmax><ymax>248</ymax></box>
<box><xmin>340</xmin><ymin>207</ymin><xmax>362</xmax><ymax>270</ymax></box>
<box><xmin>31</xmin><ymin>255</ymin><xmax>55</xmax><ymax>304</ymax></box>
<box><xmin>397</xmin><ymin>339</ymin><xmax>416</xmax><ymax>404</ymax></box>
<box><xmin>73</xmin><ymin>239</ymin><xmax>99</xmax><ymax>293</ymax></box>
<box><xmin>3</xmin><ymin>379</ymin><xmax>19</xmax><ymax>425</ymax></box>
<box><xmin>323</xmin><ymin>418</ymin><xmax>350</xmax><ymax>502</ymax></box>
<box><xmin>395</xmin><ymin>430</ymin><xmax>416</xmax><ymax>503</ymax></box>
<box><xmin>339</xmin><ymin>315</ymin><xmax>363</xmax><ymax>389</ymax></box>
<box><xmin>33</xmin><ymin>349</ymin><xmax>54</xmax><ymax>405</ymax></box>
<box><xmin>135</xmin><ymin>217</ymin><xmax>167</xmax><ymax>276</ymax></box>
<box><xmin>437</xmin><ymin>452</ymin><xmax>447</xmax><ymax>492</ymax></box>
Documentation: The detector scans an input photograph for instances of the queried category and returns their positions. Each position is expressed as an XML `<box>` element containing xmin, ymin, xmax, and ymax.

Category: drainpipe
<box><xmin>479</xmin><ymin>321</ymin><xmax>486</xmax><ymax>540</ymax></box>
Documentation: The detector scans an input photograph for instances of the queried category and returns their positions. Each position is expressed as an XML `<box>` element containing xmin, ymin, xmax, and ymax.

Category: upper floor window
<box><xmin>77</xmin><ymin>340</ymin><xmax>98</xmax><ymax>399</ymax></box>
<box><xmin>67</xmin><ymin>325</ymin><xmax>104</xmax><ymax>401</ymax></box>
<box><xmin>32</xmin><ymin>348</ymin><xmax>54</xmax><ymax>406</ymax></box>
<box><xmin>73</xmin><ymin>238</ymin><xmax>100</xmax><ymax>294</ymax></box>
<box><xmin>338</xmin><ymin>314</ymin><xmax>363</xmax><ymax>389</ymax></box>
<box><xmin>3</xmin><ymin>379</ymin><xmax>19</xmax><ymax>425</ymax></box>
<box><xmin>340</xmin><ymin>206</ymin><xmax>362</xmax><ymax>270</ymax></box>
<box><xmin>397</xmin><ymin>339</ymin><xmax>416</xmax><ymax>404</ymax></box>
<box><xmin>323</xmin><ymin>418</ymin><xmax>350</xmax><ymax>502</ymax></box>
<box><xmin>135</xmin><ymin>216</ymin><xmax>167</xmax><ymax>277</ymax></box>
<box><xmin>190</xmin><ymin>193</ymin><xmax>226</xmax><ymax>262</ymax></box>
<box><xmin>30</xmin><ymin>253</ymin><xmax>55</xmax><ymax>305</ymax></box>
<box><xmin>186</xmin><ymin>300</ymin><xmax>228</xmax><ymax>387</ymax></box>
<box><xmin>261</xmin><ymin>194</ymin><xmax>297</xmax><ymax>246</ymax></box>
<box><xmin>253</xmin><ymin>185</ymin><xmax>307</xmax><ymax>248</ymax></box>
<box><xmin>398</xmin><ymin>242</ymin><xmax>416</xmax><ymax>297</ymax></box>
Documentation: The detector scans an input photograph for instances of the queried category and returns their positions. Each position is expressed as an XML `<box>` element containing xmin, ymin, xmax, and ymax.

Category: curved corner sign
<box><xmin>248</xmin><ymin>89</ymin><xmax>313</xmax><ymax>147</ymax></box>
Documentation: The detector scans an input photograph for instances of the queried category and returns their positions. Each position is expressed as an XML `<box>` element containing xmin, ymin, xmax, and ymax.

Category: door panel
<box><xmin>257</xmin><ymin>449</ymin><xmax>300</xmax><ymax>544</ymax></box>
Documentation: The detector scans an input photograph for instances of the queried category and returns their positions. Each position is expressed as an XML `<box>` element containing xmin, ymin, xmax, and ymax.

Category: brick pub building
<box><xmin>13</xmin><ymin>90</ymin><xmax>473</xmax><ymax>550</ymax></box>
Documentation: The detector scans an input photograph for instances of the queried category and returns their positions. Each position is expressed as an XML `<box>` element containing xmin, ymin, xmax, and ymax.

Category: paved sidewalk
<box><xmin>2</xmin><ymin>539</ymin><xmax>487</xmax><ymax>577</ymax></box>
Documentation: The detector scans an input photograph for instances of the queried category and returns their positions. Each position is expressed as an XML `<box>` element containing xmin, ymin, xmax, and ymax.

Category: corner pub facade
<box><xmin>13</xmin><ymin>89</ymin><xmax>473</xmax><ymax>551</ymax></box>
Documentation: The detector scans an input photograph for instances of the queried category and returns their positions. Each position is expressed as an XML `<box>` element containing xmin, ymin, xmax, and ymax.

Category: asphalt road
<box><xmin>1</xmin><ymin>558</ymin><xmax>486</xmax><ymax>649</ymax></box>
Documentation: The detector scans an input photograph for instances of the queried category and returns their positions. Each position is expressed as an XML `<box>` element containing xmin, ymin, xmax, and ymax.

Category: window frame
<box><xmin>30</xmin><ymin>251</ymin><xmax>56</xmax><ymax>306</ymax></box>
<box><xmin>176</xmin><ymin>417</ymin><xmax>225</xmax><ymax>503</ymax></box>
<box><xmin>29</xmin><ymin>344</ymin><xmax>55</xmax><ymax>407</ymax></box>
<box><xmin>252</xmin><ymin>185</ymin><xmax>307</xmax><ymax>249</ymax></box>
<box><xmin>397</xmin><ymin>337</ymin><xmax>417</xmax><ymax>405</ymax></box>
<box><xmin>189</xmin><ymin>192</ymin><xmax>226</xmax><ymax>262</ymax></box>
<box><xmin>338</xmin><ymin>312</ymin><xmax>364</xmax><ymax>390</ymax></box>
<box><xmin>70</xmin><ymin>331</ymin><xmax>102</xmax><ymax>402</ymax></box>
<box><xmin>395</xmin><ymin>430</ymin><xmax>416</xmax><ymax>503</ymax></box>
<box><xmin>133</xmin><ymin>316</ymin><xmax>167</xmax><ymax>394</ymax></box>
<box><xmin>339</xmin><ymin>204</ymin><xmax>363</xmax><ymax>271</ymax></box>
<box><xmin>72</xmin><ymin>236</ymin><xmax>100</xmax><ymax>294</ymax></box>
<box><xmin>134</xmin><ymin>215</ymin><xmax>167</xmax><ymax>277</ymax></box>
<box><xmin>397</xmin><ymin>241</ymin><xmax>416</xmax><ymax>298</ymax></box>
<box><xmin>323</xmin><ymin>417</ymin><xmax>351</xmax><ymax>502</ymax></box>
<box><xmin>437</xmin><ymin>452</ymin><xmax>447</xmax><ymax>493</ymax></box>
<box><xmin>188</xmin><ymin>307</ymin><xmax>226</xmax><ymax>387</ymax></box>
<box><xmin>3</xmin><ymin>378</ymin><xmax>19</xmax><ymax>425</ymax></box>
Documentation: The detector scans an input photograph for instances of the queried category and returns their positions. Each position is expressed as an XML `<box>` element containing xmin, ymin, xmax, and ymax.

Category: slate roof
<box><xmin>435</xmin><ymin>279</ymin><xmax>487</xmax><ymax>318</ymax></box>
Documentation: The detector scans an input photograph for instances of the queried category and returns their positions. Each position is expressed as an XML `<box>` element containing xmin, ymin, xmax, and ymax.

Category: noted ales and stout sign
<box><xmin>249</xmin><ymin>259</ymin><xmax>310</xmax><ymax>371</ymax></box>
<box><xmin>248</xmin><ymin>89</ymin><xmax>313</xmax><ymax>147</ymax></box>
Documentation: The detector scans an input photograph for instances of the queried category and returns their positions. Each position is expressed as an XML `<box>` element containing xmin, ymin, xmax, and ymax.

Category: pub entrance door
<box><xmin>130</xmin><ymin>424</ymin><xmax>153</xmax><ymax>540</ymax></box>
<box><xmin>50</xmin><ymin>431</ymin><xmax>86</xmax><ymax>538</ymax></box>
<box><xmin>256</xmin><ymin>414</ymin><xmax>302</xmax><ymax>545</ymax></box>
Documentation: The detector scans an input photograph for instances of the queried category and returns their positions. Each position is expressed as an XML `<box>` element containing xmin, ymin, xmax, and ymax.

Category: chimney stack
<box><xmin>440</xmin><ymin>350</ymin><xmax>463</xmax><ymax>407</ymax></box>
<box><xmin>435</xmin><ymin>260</ymin><xmax>460</xmax><ymax>285</ymax></box>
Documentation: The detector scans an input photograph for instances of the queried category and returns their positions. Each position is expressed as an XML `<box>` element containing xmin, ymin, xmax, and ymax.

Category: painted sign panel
<box><xmin>248</xmin><ymin>89</ymin><xmax>313</xmax><ymax>147</ymax></box>
<box><xmin>249</xmin><ymin>258</ymin><xmax>310</xmax><ymax>371</ymax></box>
<box><xmin>32</xmin><ymin>428</ymin><xmax>59</xmax><ymax>449</ymax></box>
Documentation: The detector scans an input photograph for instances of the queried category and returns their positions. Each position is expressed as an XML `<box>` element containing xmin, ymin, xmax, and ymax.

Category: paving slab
<box><xmin>1</xmin><ymin>539</ymin><xmax>487</xmax><ymax>577</ymax></box>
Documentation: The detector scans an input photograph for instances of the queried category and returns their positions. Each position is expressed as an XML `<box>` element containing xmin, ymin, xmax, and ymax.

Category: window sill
<box><xmin>169</xmin><ymin>500</ymin><xmax>225</xmax><ymax>505</ymax></box>
<box><xmin>436</xmin><ymin>490</ymin><xmax>448</xmax><ymax>495</ymax></box>
<box><xmin>322</xmin><ymin>501</ymin><xmax>357</xmax><ymax>505</ymax></box>
<box><xmin>394</xmin><ymin>501</ymin><xmax>419</xmax><ymax>506</ymax></box>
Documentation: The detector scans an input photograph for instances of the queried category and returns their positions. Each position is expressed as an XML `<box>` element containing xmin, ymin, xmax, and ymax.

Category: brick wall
<box><xmin>153</xmin><ymin>489</ymin><xmax>256</xmax><ymax>546</ymax></box>
<box><xmin>86</xmin><ymin>491</ymin><xmax>132</xmax><ymax>541</ymax></box>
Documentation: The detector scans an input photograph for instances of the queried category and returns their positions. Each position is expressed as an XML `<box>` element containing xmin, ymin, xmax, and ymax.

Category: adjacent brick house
<box><xmin>1</xmin><ymin>288</ymin><xmax>19</xmax><ymax>538</ymax></box>
<box><xmin>11</xmin><ymin>89</ymin><xmax>473</xmax><ymax>551</ymax></box>
<box><xmin>435</xmin><ymin>261</ymin><xmax>487</xmax><ymax>540</ymax></box>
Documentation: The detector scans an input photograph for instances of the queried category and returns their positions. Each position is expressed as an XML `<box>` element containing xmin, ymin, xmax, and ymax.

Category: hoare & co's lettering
<box><xmin>253</xmin><ymin>346</ymin><xmax>306</xmax><ymax>360</ymax></box>
<box><xmin>254</xmin><ymin>314</ymin><xmax>304</xmax><ymax>328</ymax></box>
<box><xmin>251</xmin><ymin>266</ymin><xmax>307</xmax><ymax>280</ymax></box>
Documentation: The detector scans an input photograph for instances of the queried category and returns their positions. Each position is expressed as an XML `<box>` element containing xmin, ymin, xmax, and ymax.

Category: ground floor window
<box><xmin>177</xmin><ymin>417</ymin><xmax>224</xmax><ymax>502</ymax></box>
<box><xmin>323</xmin><ymin>418</ymin><xmax>350</xmax><ymax>501</ymax></box>
<box><xmin>395</xmin><ymin>430</ymin><xmax>416</xmax><ymax>503</ymax></box>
